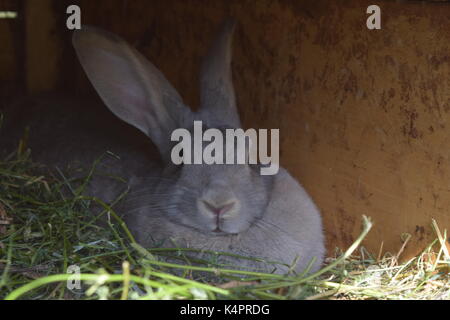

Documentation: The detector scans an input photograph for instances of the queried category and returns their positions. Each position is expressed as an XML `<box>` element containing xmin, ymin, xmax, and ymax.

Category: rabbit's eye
<box><xmin>178</xmin><ymin>149</ymin><xmax>185</xmax><ymax>167</ymax></box>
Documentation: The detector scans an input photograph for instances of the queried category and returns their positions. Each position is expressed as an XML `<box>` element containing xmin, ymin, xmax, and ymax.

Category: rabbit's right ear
<box><xmin>72</xmin><ymin>26</ymin><xmax>191</xmax><ymax>160</ymax></box>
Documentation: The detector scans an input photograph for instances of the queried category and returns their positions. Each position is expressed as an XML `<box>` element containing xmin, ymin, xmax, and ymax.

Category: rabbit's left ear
<box><xmin>199</xmin><ymin>19</ymin><xmax>241</xmax><ymax>129</ymax></box>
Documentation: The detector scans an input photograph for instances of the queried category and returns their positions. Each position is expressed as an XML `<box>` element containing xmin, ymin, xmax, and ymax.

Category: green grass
<box><xmin>0</xmin><ymin>147</ymin><xmax>448</xmax><ymax>300</ymax></box>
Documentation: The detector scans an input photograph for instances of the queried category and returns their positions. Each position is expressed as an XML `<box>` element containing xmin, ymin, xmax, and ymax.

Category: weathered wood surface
<box><xmin>2</xmin><ymin>0</ymin><xmax>449</xmax><ymax>258</ymax></box>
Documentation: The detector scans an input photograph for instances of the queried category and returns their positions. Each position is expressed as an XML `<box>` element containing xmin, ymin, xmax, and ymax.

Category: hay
<box><xmin>0</xmin><ymin>147</ymin><xmax>448</xmax><ymax>300</ymax></box>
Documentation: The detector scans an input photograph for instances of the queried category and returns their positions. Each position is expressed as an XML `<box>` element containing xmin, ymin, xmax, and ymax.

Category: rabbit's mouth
<box><xmin>211</xmin><ymin>212</ymin><xmax>242</xmax><ymax>236</ymax></box>
<box><xmin>209</xmin><ymin>218</ymin><xmax>242</xmax><ymax>236</ymax></box>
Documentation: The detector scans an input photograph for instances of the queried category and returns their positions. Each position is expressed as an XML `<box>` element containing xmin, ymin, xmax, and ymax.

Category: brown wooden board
<box><xmin>2</xmin><ymin>0</ymin><xmax>450</xmax><ymax>259</ymax></box>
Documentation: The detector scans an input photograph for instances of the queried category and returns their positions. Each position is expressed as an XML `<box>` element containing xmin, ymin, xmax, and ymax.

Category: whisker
<box><xmin>124</xmin><ymin>205</ymin><xmax>180</xmax><ymax>215</ymax></box>
<box><xmin>128</xmin><ymin>184</ymin><xmax>198</xmax><ymax>197</ymax></box>
<box><xmin>121</xmin><ymin>195</ymin><xmax>194</xmax><ymax>208</ymax></box>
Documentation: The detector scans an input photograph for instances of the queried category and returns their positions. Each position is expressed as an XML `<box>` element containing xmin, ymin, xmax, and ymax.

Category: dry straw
<box><xmin>0</xmin><ymin>143</ymin><xmax>448</xmax><ymax>300</ymax></box>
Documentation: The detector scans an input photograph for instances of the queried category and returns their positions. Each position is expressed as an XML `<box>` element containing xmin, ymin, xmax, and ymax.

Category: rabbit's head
<box><xmin>73</xmin><ymin>20</ymin><xmax>272</xmax><ymax>235</ymax></box>
<box><xmin>165</xmin><ymin>136</ymin><xmax>272</xmax><ymax>234</ymax></box>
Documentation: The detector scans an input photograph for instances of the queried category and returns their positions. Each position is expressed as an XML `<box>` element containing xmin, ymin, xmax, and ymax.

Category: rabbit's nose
<box><xmin>202</xmin><ymin>200</ymin><xmax>235</xmax><ymax>216</ymax></box>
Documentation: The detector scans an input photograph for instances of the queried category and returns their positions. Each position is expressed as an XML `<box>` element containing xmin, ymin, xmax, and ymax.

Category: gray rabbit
<box><xmin>4</xmin><ymin>20</ymin><xmax>325</xmax><ymax>274</ymax></box>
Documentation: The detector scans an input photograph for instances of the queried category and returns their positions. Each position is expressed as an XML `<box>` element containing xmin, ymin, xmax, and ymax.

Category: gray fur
<box><xmin>4</xmin><ymin>20</ymin><xmax>325</xmax><ymax>275</ymax></box>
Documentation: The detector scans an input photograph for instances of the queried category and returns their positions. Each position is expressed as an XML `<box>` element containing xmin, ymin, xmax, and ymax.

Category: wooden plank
<box><xmin>24</xmin><ymin>0</ymin><xmax>61</xmax><ymax>93</ymax></box>
<box><xmin>17</xmin><ymin>0</ymin><xmax>450</xmax><ymax>258</ymax></box>
<box><xmin>0</xmin><ymin>0</ymin><xmax>22</xmax><ymax>99</ymax></box>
